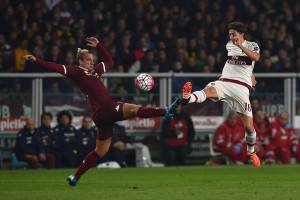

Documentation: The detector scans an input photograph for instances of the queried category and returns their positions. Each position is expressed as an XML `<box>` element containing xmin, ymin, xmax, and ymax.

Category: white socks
<box><xmin>188</xmin><ymin>90</ymin><xmax>207</xmax><ymax>103</ymax></box>
<box><xmin>246</xmin><ymin>130</ymin><xmax>256</xmax><ymax>153</ymax></box>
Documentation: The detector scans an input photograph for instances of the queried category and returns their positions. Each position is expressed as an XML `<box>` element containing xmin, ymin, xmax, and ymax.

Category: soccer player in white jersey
<box><xmin>182</xmin><ymin>22</ymin><xmax>261</xmax><ymax>167</ymax></box>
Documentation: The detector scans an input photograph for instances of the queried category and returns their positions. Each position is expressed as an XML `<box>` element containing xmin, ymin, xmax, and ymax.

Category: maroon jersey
<box><xmin>36</xmin><ymin>43</ymin><xmax>113</xmax><ymax>113</ymax></box>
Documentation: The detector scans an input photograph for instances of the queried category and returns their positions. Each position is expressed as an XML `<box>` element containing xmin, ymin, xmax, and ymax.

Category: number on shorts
<box><xmin>244</xmin><ymin>103</ymin><xmax>252</xmax><ymax>112</ymax></box>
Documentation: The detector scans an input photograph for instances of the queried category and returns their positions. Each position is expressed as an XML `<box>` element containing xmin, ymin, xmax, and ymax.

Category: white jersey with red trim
<box><xmin>221</xmin><ymin>40</ymin><xmax>260</xmax><ymax>86</ymax></box>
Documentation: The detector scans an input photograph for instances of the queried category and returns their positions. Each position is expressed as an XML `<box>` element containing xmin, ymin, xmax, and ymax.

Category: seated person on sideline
<box><xmin>15</xmin><ymin>118</ymin><xmax>42</xmax><ymax>168</ymax></box>
<box><xmin>36</xmin><ymin>112</ymin><xmax>56</xmax><ymax>168</ymax></box>
<box><xmin>253</xmin><ymin>110</ymin><xmax>275</xmax><ymax>164</ymax></box>
<box><xmin>76</xmin><ymin>116</ymin><xmax>97</xmax><ymax>165</ymax></box>
<box><xmin>54</xmin><ymin>110</ymin><xmax>78</xmax><ymax>168</ymax></box>
<box><xmin>213</xmin><ymin>112</ymin><xmax>247</xmax><ymax>164</ymax></box>
<box><xmin>270</xmin><ymin>112</ymin><xmax>300</xmax><ymax>164</ymax></box>
<box><xmin>160</xmin><ymin>104</ymin><xmax>195</xmax><ymax>166</ymax></box>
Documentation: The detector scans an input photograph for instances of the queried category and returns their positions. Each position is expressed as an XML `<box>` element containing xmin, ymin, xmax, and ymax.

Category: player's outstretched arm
<box><xmin>86</xmin><ymin>37</ymin><xmax>113</xmax><ymax>73</ymax></box>
<box><xmin>24</xmin><ymin>55</ymin><xmax>67</xmax><ymax>75</ymax></box>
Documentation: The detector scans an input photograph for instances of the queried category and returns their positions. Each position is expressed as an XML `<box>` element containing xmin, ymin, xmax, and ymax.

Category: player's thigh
<box><xmin>205</xmin><ymin>81</ymin><xmax>227</xmax><ymax>101</ymax></box>
<box><xmin>203</xmin><ymin>86</ymin><xmax>219</xmax><ymax>99</ymax></box>
<box><xmin>122</xmin><ymin>103</ymin><xmax>142</xmax><ymax>119</ymax></box>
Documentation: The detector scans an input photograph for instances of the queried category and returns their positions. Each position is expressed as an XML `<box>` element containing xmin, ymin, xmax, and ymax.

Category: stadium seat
<box><xmin>208</xmin><ymin>134</ymin><xmax>221</xmax><ymax>156</ymax></box>
<box><xmin>208</xmin><ymin>134</ymin><xmax>230</xmax><ymax>165</ymax></box>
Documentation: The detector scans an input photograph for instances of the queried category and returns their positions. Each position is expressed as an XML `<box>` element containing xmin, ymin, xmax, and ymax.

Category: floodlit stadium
<box><xmin>0</xmin><ymin>0</ymin><xmax>299</xmax><ymax>199</ymax></box>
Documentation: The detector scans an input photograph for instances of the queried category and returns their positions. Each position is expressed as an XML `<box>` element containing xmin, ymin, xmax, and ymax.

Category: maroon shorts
<box><xmin>92</xmin><ymin>101</ymin><xmax>125</xmax><ymax>140</ymax></box>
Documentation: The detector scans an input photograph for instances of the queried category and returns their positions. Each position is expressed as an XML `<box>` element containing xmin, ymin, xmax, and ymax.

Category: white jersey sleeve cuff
<box><xmin>62</xmin><ymin>65</ymin><xmax>67</xmax><ymax>74</ymax></box>
<box><xmin>101</xmin><ymin>62</ymin><xmax>106</xmax><ymax>73</ymax></box>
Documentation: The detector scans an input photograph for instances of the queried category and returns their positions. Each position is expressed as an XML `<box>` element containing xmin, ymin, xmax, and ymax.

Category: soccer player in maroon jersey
<box><xmin>24</xmin><ymin>37</ymin><xmax>179</xmax><ymax>186</ymax></box>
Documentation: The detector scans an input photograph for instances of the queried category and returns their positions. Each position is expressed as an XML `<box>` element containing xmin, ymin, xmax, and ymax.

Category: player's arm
<box><xmin>86</xmin><ymin>37</ymin><xmax>113</xmax><ymax>74</ymax></box>
<box><xmin>251</xmin><ymin>74</ymin><xmax>257</xmax><ymax>87</ymax></box>
<box><xmin>24</xmin><ymin>55</ymin><xmax>68</xmax><ymax>75</ymax></box>
<box><xmin>234</xmin><ymin>39</ymin><xmax>260</xmax><ymax>62</ymax></box>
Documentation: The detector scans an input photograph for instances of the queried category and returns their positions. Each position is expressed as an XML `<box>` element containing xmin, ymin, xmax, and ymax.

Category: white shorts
<box><xmin>207</xmin><ymin>80</ymin><xmax>252</xmax><ymax>117</ymax></box>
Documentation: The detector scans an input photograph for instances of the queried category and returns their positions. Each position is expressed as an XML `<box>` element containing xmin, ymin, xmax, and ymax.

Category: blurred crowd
<box><xmin>0</xmin><ymin>0</ymin><xmax>299</xmax><ymax>73</ymax></box>
<box><xmin>212</xmin><ymin>97</ymin><xmax>300</xmax><ymax>165</ymax></box>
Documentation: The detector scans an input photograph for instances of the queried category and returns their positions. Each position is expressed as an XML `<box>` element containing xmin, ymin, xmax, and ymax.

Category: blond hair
<box><xmin>76</xmin><ymin>48</ymin><xmax>89</xmax><ymax>61</ymax></box>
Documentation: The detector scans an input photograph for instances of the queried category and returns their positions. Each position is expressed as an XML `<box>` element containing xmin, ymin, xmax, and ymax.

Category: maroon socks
<box><xmin>137</xmin><ymin>107</ymin><xmax>166</xmax><ymax>118</ymax></box>
<box><xmin>75</xmin><ymin>150</ymin><xmax>98</xmax><ymax>180</ymax></box>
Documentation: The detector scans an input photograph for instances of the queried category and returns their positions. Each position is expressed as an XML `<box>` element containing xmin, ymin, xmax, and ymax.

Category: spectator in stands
<box><xmin>250</xmin><ymin>96</ymin><xmax>263</xmax><ymax>115</ymax></box>
<box><xmin>36</xmin><ymin>112</ymin><xmax>56</xmax><ymax>168</ymax></box>
<box><xmin>14</xmin><ymin>39</ymin><xmax>30</xmax><ymax>72</ymax></box>
<box><xmin>0</xmin><ymin>34</ymin><xmax>12</xmax><ymax>71</ymax></box>
<box><xmin>45</xmin><ymin>45</ymin><xmax>63</xmax><ymax>64</ymax></box>
<box><xmin>15</xmin><ymin>118</ymin><xmax>42</xmax><ymax>168</ymax></box>
<box><xmin>157</xmin><ymin>50</ymin><xmax>171</xmax><ymax>72</ymax></box>
<box><xmin>161</xmin><ymin>104</ymin><xmax>195</xmax><ymax>166</ymax></box>
<box><xmin>54</xmin><ymin>110</ymin><xmax>78</xmax><ymax>168</ymax></box>
<box><xmin>212</xmin><ymin>112</ymin><xmax>247</xmax><ymax>164</ymax></box>
<box><xmin>76</xmin><ymin>116</ymin><xmax>97</xmax><ymax>165</ymax></box>
<box><xmin>140</xmin><ymin>50</ymin><xmax>158</xmax><ymax>72</ymax></box>
<box><xmin>64</xmin><ymin>50</ymin><xmax>74</xmax><ymax>66</ymax></box>
<box><xmin>270</xmin><ymin>112</ymin><xmax>300</xmax><ymax>164</ymax></box>
<box><xmin>1</xmin><ymin>0</ymin><xmax>299</xmax><ymax>73</ymax></box>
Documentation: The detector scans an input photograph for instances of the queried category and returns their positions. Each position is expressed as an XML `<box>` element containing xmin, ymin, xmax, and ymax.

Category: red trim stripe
<box><xmin>192</xmin><ymin>93</ymin><xmax>198</xmax><ymax>102</ymax></box>
<box><xmin>219</xmin><ymin>78</ymin><xmax>253</xmax><ymax>91</ymax></box>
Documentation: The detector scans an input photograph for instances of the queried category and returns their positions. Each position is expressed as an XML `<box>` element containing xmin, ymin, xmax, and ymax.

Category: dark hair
<box><xmin>41</xmin><ymin>112</ymin><xmax>53</xmax><ymax>121</ymax></box>
<box><xmin>57</xmin><ymin>110</ymin><xmax>72</xmax><ymax>124</ymax></box>
<box><xmin>228</xmin><ymin>22</ymin><xmax>247</xmax><ymax>33</ymax></box>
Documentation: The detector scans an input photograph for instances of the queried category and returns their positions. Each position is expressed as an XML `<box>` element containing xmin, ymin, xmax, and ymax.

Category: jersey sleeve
<box><xmin>36</xmin><ymin>58</ymin><xmax>79</xmax><ymax>78</ymax></box>
<box><xmin>250</xmin><ymin>42</ymin><xmax>260</xmax><ymax>54</ymax></box>
<box><xmin>94</xmin><ymin>43</ymin><xmax>113</xmax><ymax>76</ymax></box>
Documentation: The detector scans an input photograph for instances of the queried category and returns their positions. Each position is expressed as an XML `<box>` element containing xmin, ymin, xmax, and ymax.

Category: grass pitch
<box><xmin>0</xmin><ymin>165</ymin><xmax>299</xmax><ymax>200</ymax></box>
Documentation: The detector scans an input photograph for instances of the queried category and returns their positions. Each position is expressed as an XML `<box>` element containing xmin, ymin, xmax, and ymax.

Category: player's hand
<box><xmin>24</xmin><ymin>55</ymin><xmax>37</xmax><ymax>62</ymax></box>
<box><xmin>233</xmin><ymin>36</ymin><xmax>243</xmax><ymax>47</ymax></box>
<box><xmin>86</xmin><ymin>37</ymin><xmax>99</xmax><ymax>47</ymax></box>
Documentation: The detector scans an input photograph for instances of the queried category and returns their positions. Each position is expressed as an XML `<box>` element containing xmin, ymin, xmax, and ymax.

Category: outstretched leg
<box><xmin>182</xmin><ymin>81</ymin><xmax>219</xmax><ymax>104</ymax></box>
<box><xmin>68</xmin><ymin>137</ymin><xmax>112</xmax><ymax>186</ymax></box>
<box><xmin>122</xmin><ymin>99</ymin><xmax>180</xmax><ymax>120</ymax></box>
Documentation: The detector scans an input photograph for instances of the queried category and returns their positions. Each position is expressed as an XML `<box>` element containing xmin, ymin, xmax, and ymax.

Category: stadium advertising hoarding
<box><xmin>0</xmin><ymin>118</ymin><xmax>26</xmax><ymax>132</ymax></box>
<box><xmin>118</xmin><ymin>116</ymin><xmax>224</xmax><ymax>132</ymax></box>
<box><xmin>0</xmin><ymin>116</ymin><xmax>224</xmax><ymax>133</ymax></box>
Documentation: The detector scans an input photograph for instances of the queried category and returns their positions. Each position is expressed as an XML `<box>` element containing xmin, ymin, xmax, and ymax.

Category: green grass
<box><xmin>0</xmin><ymin>165</ymin><xmax>299</xmax><ymax>200</ymax></box>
